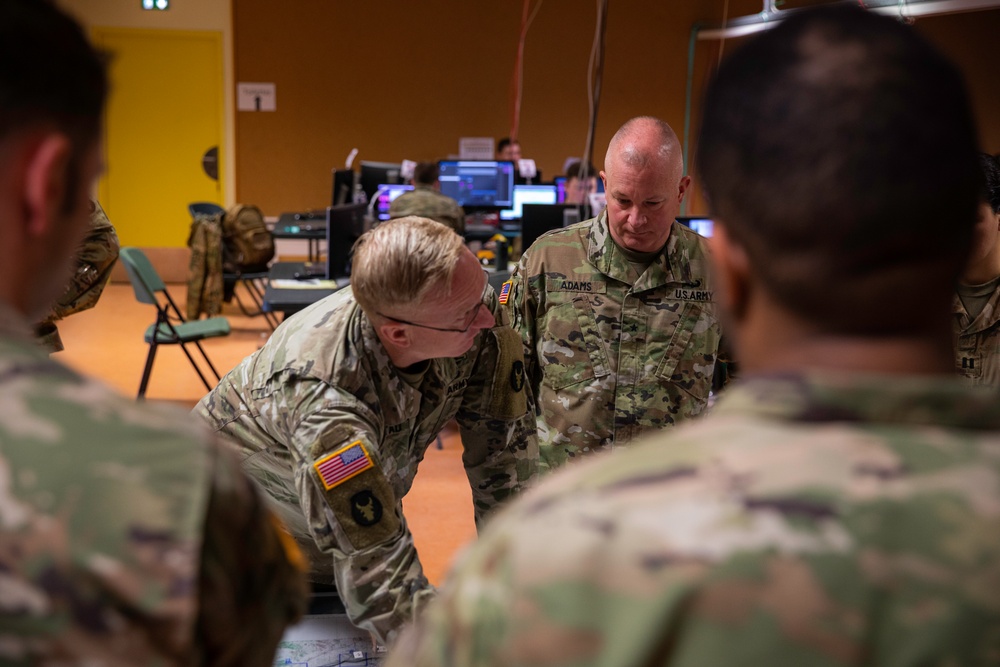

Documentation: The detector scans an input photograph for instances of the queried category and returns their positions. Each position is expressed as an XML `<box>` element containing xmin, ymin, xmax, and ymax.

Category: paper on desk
<box><xmin>271</xmin><ymin>278</ymin><xmax>339</xmax><ymax>289</ymax></box>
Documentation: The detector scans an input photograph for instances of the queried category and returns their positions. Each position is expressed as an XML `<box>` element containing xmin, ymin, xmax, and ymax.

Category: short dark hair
<box><xmin>0</xmin><ymin>0</ymin><xmax>107</xmax><ymax>147</ymax></box>
<box><xmin>698</xmin><ymin>5</ymin><xmax>981</xmax><ymax>336</ymax></box>
<box><xmin>412</xmin><ymin>162</ymin><xmax>440</xmax><ymax>186</ymax></box>
<box><xmin>566</xmin><ymin>160</ymin><xmax>596</xmax><ymax>181</ymax></box>
<box><xmin>0</xmin><ymin>0</ymin><xmax>108</xmax><ymax>211</ymax></box>
<box><xmin>981</xmin><ymin>153</ymin><xmax>1000</xmax><ymax>214</ymax></box>
<box><xmin>497</xmin><ymin>137</ymin><xmax>518</xmax><ymax>154</ymax></box>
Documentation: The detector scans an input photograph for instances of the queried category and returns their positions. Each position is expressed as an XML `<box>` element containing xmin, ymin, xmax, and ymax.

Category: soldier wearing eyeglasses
<box><xmin>194</xmin><ymin>216</ymin><xmax>537</xmax><ymax>646</ymax></box>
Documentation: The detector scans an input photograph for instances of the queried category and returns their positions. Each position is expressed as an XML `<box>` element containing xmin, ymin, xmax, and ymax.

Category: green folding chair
<box><xmin>119</xmin><ymin>247</ymin><xmax>231</xmax><ymax>399</ymax></box>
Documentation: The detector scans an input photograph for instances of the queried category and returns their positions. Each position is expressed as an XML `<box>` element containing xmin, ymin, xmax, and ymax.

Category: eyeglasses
<box><xmin>376</xmin><ymin>273</ymin><xmax>491</xmax><ymax>333</ymax></box>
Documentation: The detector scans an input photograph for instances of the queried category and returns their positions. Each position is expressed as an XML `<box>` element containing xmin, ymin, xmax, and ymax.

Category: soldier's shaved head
<box><xmin>605</xmin><ymin>116</ymin><xmax>683</xmax><ymax>177</ymax></box>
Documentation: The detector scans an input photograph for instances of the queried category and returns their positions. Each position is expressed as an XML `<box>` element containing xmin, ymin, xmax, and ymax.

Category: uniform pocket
<box><xmin>538</xmin><ymin>295</ymin><xmax>611</xmax><ymax>390</ymax></box>
<box><xmin>655</xmin><ymin>301</ymin><xmax>720</xmax><ymax>400</ymax></box>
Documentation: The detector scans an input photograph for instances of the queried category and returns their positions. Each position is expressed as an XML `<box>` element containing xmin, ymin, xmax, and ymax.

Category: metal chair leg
<box><xmin>137</xmin><ymin>342</ymin><xmax>158</xmax><ymax>399</ymax></box>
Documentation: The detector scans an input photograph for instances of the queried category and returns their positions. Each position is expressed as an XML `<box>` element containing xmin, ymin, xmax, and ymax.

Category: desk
<box><xmin>464</xmin><ymin>222</ymin><xmax>521</xmax><ymax>243</ymax></box>
<box><xmin>272</xmin><ymin>212</ymin><xmax>326</xmax><ymax>261</ymax></box>
<box><xmin>263</xmin><ymin>261</ymin><xmax>342</xmax><ymax>319</ymax></box>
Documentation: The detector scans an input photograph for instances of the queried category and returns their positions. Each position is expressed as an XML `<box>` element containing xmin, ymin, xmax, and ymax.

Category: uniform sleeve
<box><xmin>504</xmin><ymin>257</ymin><xmax>543</xmax><ymax>398</ymax></box>
<box><xmin>49</xmin><ymin>199</ymin><xmax>120</xmax><ymax>321</ymax></box>
<box><xmin>455</xmin><ymin>286</ymin><xmax>538</xmax><ymax>526</ymax></box>
<box><xmin>282</xmin><ymin>386</ymin><xmax>438</xmax><ymax>646</ymax></box>
<box><xmin>195</xmin><ymin>439</ymin><xmax>309</xmax><ymax>667</ymax></box>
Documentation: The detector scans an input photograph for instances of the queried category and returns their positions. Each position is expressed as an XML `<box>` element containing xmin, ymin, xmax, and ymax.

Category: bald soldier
<box><xmin>0</xmin><ymin>1</ymin><xmax>307</xmax><ymax>664</ymax></box>
<box><xmin>390</xmin><ymin>5</ymin><xmax>1000</xmax><ymax>666</ymax></box>
<box><xmin>194</xmin><ymin>217</ymin><xmax>536</xmax><ymax>645</ymax></box>
<box><xmin>503</xmin><ymin>116</ymin><xmax>722</xmax><ymax>471</ymax></box>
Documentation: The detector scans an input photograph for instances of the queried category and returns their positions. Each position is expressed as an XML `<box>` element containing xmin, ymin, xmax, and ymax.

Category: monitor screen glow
<box><xmin>501</xmin><ymin>184</ymin><xmax>557</xmax><ymax>221</ymax></box>
<box><xmin>375</xmin><ymin>184</ymin><xmax>414</xmax><ymax>221</ymax></box>
<box><xmin>438</xmin><ymin>160</ymin><xmax>515</xmax><ymax>209</ymax></box>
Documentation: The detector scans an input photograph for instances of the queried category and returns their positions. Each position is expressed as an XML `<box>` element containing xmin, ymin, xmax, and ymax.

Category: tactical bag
<box><xmin>222</xmin><ymin>203</ymin><xmax>274</xmax><ymax>272</ymax></box>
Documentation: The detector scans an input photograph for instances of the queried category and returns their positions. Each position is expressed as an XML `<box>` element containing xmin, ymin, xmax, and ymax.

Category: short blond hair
<box><xmin>351</xmin><ymin>216</ymin><xmax>467</xmax><ymax>316</ymax></box>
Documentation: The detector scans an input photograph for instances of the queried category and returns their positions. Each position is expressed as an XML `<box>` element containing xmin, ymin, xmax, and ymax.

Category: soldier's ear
<box><xmin>22</xmin><ymin>132</ymin><xmax>72</xmax><ymax>238</ymax></box>
<box><xmin>707</xmin><ymin>221</ymin><xmax>750</xmax><ymax>326</ymax></box>
<box><xmin>378</xmin><ymin>322</ymin><xmax>412</xmax><ymax>349</ymax></box>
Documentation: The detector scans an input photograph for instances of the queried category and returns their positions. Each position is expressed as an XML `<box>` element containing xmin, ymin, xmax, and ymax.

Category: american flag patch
<box><xmin>314</xmin><ymin>441</ymin><xmax>374</xmax><ymax>490</ymax></box>
<box><xmin>498</xmin><ymin>280</ymin><xmax>513</xmax><ymax>304</ymax></box>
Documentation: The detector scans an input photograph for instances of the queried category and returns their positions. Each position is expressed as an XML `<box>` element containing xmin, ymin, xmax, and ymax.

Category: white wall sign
<box><xmin>459</xmin><ymin>137</ymin><xmax>495</xmax><ymax>160</ymax></box>
<box><xmin>237</xmin><ymin>82</ymin><xmax>276</xmax><ymax>112</ymax></box>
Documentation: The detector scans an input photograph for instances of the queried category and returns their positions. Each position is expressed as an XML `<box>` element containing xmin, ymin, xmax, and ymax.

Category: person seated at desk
<box><xmin>563</xmin><ymin>159</ymin><xmax>598</xmax><ymax>205</ymax></box>
<box><xmin>389</xmin><ymin>161</ymin><xmax>465</xmax><ymax>234</ymax></box>
<box><xmin>193</xmin><ymin>216</ymin><xmax>537</xmax><ymax>646</ymax></box>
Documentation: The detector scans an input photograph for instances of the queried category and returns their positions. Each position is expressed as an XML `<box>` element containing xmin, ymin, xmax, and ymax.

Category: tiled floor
<box><xmin>54</xmin><ymin>281</ymin><xmax>476</xmax><ymax>586</ymax></box>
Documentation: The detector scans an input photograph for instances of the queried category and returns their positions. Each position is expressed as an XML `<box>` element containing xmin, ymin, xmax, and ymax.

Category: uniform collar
<box><xmin>586</xmin><ymin>211</ymin><xmax>702</xmax><ymax>291</ymax></box>
<box><xmin>715</xmin><ymin>371</ymin><xmax>1000</xmax><ymax>430</ymax></box>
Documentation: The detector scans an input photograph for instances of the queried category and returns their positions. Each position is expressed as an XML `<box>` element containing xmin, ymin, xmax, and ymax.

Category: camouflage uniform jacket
<box><xmin>390</xmin><ymin>372</ymin><xmax>1000</xmax><ymax>667</ymax></box>
<box><xmin>35</xmin><ymin>200</ymin><xmax>120</xmax><ymax>352</ymax></box>
<box><xmin>0</xmin><ymin>303</ymin><xmax>307</xmax><ymax>666</ymax></box>
<box><xmin>186</xmin><ymin>214</ymin><xmax>224</xmax><ymax>320</ymax></box>
<box><xmin>193</xmin><ymin>286</ymin><xmax>537</xmax><ymax>645</ymax></box>
<box><xmin>953</xmin><ymin>285</ymin><xmax>1000</xmax><ymax>385</ymax></box>
<box><xmin>505</xmin><ymin>212</ymin><xmax>722</xmax><ymax>471</ymax></box>
<box><xmin>389</xmin><ymin>186</ymin><xmax>466</xmax><ymax>234</ymax></box>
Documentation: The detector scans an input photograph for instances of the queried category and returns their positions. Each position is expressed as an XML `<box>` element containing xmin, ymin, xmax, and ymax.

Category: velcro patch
<box><xmin>488</xmin><ymin>326</ymin><xmax>528</xmax><ymax>419</ymax></box>
<box><xmin>498</xmin><ymin>280</ymin><xmax>513</xmax><ymax>304</ymax></box>
<box><xmin>548</xmin><ymin>279</ymin><xmax>606</xmax><ymax>294</ymax></box>
<box><xmin>311</xmin><ymin>438</ymin><xmax>401</xmax><ymax>550</ymax></box>
<box><xmin>314</xmin><ymin>441</ymin><xmax>374</xmax><ymax>490</ymax></box>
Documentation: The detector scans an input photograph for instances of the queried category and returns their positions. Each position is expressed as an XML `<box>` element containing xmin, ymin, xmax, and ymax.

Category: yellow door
<box><xmin>93</xmin><ymin>28</ymin><xmax>224</xmax><ymax>248</ymax></box>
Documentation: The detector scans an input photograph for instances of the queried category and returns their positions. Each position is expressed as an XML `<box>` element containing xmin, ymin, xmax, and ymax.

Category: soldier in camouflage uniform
<box><xmin>504</xmin><ymin>117</ymin><xmax>722</xmax><ymax>472</ymax></box>
<box><xmin>388</xmin><ymin>7</ymin><xmax>1000</xmax><ymax>666</ymax></box>
<box><xmin>0</xmin><ymin>2</ymin><xmax>308</xmax><ymax>664</ymax></box>
<box><xmin>34</xmin><ymin>199</ymin><xmax>119</xmax><ymax>352</ymax></box>
<box><xmin>954</xmin><ymin>152</ymin><xmax>1000</xmax><ymax>384</ymax></box>
<box><xmin>389</xmin><ymin>162</ymin><xmax>466</xmax><ymax>233</ymax></box>
<box><xmin>194</xmin><ymin>217</ymin><xmax>536</xmax><ymax>645</ymax></box>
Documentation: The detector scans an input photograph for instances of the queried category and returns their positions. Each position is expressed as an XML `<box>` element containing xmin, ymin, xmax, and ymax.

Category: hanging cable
<box><xmin>510</xmin><ymin>0</ymin><xmax>544</xmax><ymax>141</ymax></box>
<box><xmin>581</xmin><ymin>0</ymin><xmax>608</xmax><ymax>186</ymax></box>
<box><xmin>718</xmin><ymin>0</ymin><xmax>731</xmax><ymax>65</ymax></box>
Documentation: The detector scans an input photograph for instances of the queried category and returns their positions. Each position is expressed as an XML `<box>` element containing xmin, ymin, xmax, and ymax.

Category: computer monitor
<box><xmin>438</xmin><ymin>160</ymin><xmax>515</xmax><ymax>211</ymax></box>
<box><xmin>326</xmin><ymin>203</ymin><xmax>367</xmax><ymax>280</ymax></box>
<box><xmin>501</xmin><ymin>184</ymin><xmax>558</xmax><ymax>221</ymax></box>
<box><xmin>359</xmin><ymin>161</ymin><xmax>402</xmax><ymax>202</ymax></box>
<box><xmin>375</xmin><ymin>183</ymin><xmax>414</xmax><ymax>221</ymax></box>
<box><xmin>521</xmin><ymin>203</ymin><xmax>581</xmax><ymax>252</ymax></box>
<box><xmin>331</xmin><ymin>168</ymin><xmax>355</xmax><ymax>207</ymax></box>
<box><xmin>554</xmin><ymin>177</ymin><xmax>567</xmax><ymax>203</ymax></box>
<box><xmin>675</xmin><ymin>216</ymin><xmax>714</xmax><ymax>238</ymax></box>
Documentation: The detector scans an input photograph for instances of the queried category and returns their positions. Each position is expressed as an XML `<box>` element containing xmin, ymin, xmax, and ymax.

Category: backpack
<box><xmin>221</xmin><ymin>203</ymin><xmax>275</xmax><ymax>272</ymax></box>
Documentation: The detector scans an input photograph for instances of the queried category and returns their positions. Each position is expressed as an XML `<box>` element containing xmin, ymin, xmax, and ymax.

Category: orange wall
<box><xmin>233</xmin><ymin>1</ymin><xmax>1000</xmax><ymax>216</ymax></box>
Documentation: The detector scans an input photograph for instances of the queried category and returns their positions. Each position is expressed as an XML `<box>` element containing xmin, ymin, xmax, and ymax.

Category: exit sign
<box><xmin>142</xmin><ymin>0</ymin><xmax>169</xmax><ymax>9</ymax></box>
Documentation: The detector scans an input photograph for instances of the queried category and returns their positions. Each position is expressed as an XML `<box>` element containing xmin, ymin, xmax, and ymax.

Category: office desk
<box><xmin>464</xmin><ymin>222</ymin><xmax>521</xmax><ymax>243</ymax></box>
<box><xmin>272</xmin><ymin>212</ymin><xmax>326</xmax><ymax>261</ymax></box>
<box><xmin>263</xmin><ymin>261</ymin><xmax>342</xmax><ymax>319</ymax></box>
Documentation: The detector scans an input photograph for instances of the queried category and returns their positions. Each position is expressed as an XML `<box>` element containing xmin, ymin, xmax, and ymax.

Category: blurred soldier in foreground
<box><xmin>389</xmin><ymin>6</ymin><xmax>1000</xmax><ymax>666</ymax></box>
<box><xmin>194</xmin><ymin>216</ymin><xmax>536</xmax><ymax>645</ymax></box>
<box><xmin>0</xmin><ymin>2</ymin><xmax>307</xmax><ymax>664</ymax></box>
<box><xmin>504</xmin><ymin>116</ymin><xmax>722</xmax><ymax>472</ymax></box>
<box><xmin>34</xmin><ymin>199</ymin><xmax>119</xmax><ymax>352</ymax></box>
